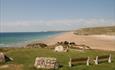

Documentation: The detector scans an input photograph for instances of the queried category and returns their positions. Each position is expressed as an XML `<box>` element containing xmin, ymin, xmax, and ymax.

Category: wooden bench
<box><xmin>94</xmin><ymin>54</ymin><xmax>111</xmax><ymax>65</ymax></box>
<box><xmin>69</xmin><ymin>57</ymin><xmax>90</xmax><ymax>67</ymax></box>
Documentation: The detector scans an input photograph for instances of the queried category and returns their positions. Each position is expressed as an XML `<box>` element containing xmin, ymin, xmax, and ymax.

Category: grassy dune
<box><xmin>0</xmin><ymin>48</ymin><xmax>115</xmax><ymax>70</ymax></box>
<box><xmin>74</xmin><ymin>26</ymin><xmax>115</xmax><ymax>35</ymax></box>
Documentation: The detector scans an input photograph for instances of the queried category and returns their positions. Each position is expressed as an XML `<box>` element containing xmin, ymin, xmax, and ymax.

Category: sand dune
<box><xmin>42</xmin><ymin>32</ymin><xmax>115</xmax><ymax>51</ymax></box>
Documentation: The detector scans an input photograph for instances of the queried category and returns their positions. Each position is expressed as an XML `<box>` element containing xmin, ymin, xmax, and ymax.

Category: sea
<box><xmin>0</xmin><ymin>32</ymin><xmax>62</xmax><ymax>47</ymax></box>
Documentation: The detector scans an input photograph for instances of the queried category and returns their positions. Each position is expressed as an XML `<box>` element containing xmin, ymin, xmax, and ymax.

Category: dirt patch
<box><xmin>0</xmin><ymin>65</ymin><xmax>9</xmax><ymax>68</ymax></box>
<box><xmin>0</xmin><ymin>64</ymin><xmax>23</xmax><ymax>70</ymax></box>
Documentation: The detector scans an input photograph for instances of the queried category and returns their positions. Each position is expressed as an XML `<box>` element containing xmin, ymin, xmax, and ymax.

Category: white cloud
<box><xmin>0</xmin><ymin>18</ymin><xmax>115</xmax><ymax>32</ymax></box>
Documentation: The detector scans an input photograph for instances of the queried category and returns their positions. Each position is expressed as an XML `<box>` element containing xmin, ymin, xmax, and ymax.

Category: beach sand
<box><xmin>41</xmin><ymin>32</ymin><xmax>115</xmax><ymax>51</ymax></box>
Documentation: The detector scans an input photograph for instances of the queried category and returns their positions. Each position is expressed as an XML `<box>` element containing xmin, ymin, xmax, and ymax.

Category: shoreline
<box><xmin>0</xmin><ymin>32</ymin><xmax>65</xmax><ymax>48</ymax></box>
<box><xmin>0</xmin><ymin>31</ymin><xmax>115</xmax><ymax>51</ymax></box>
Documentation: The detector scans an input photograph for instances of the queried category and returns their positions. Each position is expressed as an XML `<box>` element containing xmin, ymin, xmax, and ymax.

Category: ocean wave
<box><xmin>0</xmin><ymin>32</ymin><xmax>62</xmax><ymax>47</ymax></box>
<box><xmin>0</xmin><ymin>43</ymin><xmax>24</xmax><ymax>47</ymax></box>
<box><xmin>0</xmin><ymin>43</ymin><xmax>9</xmax><ymax>47</ymax></box>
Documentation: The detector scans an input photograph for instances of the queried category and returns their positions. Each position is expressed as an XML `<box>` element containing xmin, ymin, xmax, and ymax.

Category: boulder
<box><xmin>34</xmin><ymin>57</ymin><xmax>58</xmax><ymax>69</ymax></box>
<box><xmin>0</xmin><ymin>52</ymin><xmax>13</xmax><ymax>63</ymax></box>
<box><xmin>26</xmin><ymin>43</ymin><xmax>47</xmax><ymax>48</ymax></box>
<box><xmin>0</xmin><ymin>52</ymin><xmax>5</xmax><ymax>63</ymax></box>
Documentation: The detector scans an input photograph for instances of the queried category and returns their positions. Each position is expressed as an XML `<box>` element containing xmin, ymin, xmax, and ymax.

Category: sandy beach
<box><xmin>42</xmin><ymin>32</ymin><xmax>115</xmax><ymax>51</ymax></box>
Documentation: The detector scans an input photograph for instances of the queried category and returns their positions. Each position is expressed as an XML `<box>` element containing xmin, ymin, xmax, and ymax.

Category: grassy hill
<box><xmin>74</xmin><ymin>26</ymin><xmax>115</xmax><ymax>35</ymax></box>
<box><xmin>0</xmin><ymin>48</ymin><xmax>115</xmax><ymax>70</ymax></box>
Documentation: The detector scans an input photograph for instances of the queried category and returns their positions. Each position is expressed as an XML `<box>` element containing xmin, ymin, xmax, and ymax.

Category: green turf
<box><xmin>74</xmin><ymin>26</ymin><xmax>115</xmax><ymax>35</ymax></box>
<box><xmin>0</xmin><ymin>48</ymin><xmax>115</xmax><ymax>70</ymax></box>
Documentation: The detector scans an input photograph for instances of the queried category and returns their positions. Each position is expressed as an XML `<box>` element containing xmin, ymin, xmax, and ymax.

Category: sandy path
<box><xmin>41</xmin><ymin>32</ymin><xmax>115</xmax><ymax>51</ymax></box>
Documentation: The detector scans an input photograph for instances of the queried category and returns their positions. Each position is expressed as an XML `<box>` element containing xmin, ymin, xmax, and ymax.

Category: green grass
<box><xmin>74</xmin><ymin>26</ymin><xmax>115</xmax><ymax>35</ymax></box>
<box><xmin>0</xmin><ymin>48</ymin><xmax>115</xmax><ymax>70</ymax></box>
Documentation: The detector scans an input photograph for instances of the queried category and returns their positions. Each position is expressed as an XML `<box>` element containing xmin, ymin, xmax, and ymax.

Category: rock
<box><xmin>0</xmin><ymin>52</ymin><xmax>13</xmax><ymax>63</ymax></box>
<box><xmin>54</xmin><ymin>45</ymin><xmax>68</xmax><ymax>52</ymax></box>
<box><xmin>26</xmin><ymin>43</ymin><xmax>47</xmax><ymax>48</ymax></box>
<box><xmin>34</xmin><ymin>57</ymin><xmax>58</xmax><ymax>69</ymax></box>
<box><xmin>0</xmin><ymin>52</ymin><xmax>5</xmax><ymax>63</ymax></box>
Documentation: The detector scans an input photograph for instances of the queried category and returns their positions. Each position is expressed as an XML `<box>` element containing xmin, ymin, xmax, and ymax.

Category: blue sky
<box><xmin>0</xmin><ymin>0</ymin><xmax>115</xmax><ymax>32</ymax></box>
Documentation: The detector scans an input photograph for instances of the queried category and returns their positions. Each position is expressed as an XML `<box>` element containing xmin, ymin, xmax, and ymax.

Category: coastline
<box><xmin>1</xmin><ymin>31</ymin><xmax>115</xmax><ymax>51</ymax></box>
<box><xmin>0</xmin><ymin>32</ymin><xmax>64</xmax><ymax>48</ymax></box>
<box><xmin>41</xmin><ymin>31</ymin><xmax>115</xmax><ymax>51</ymax></box>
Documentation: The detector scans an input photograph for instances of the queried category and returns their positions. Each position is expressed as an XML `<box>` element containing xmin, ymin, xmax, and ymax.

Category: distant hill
<box><xmin>74</xmin><ymin>26</ymin><xmax>115</xmax><ymax>35</ymax></box>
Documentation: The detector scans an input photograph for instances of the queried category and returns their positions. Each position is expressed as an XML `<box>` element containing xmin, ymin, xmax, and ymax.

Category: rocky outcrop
<box><xmin>0</xmin><ymin>52</ymin><xmax>13</xmax><ymax>63</ymax></box>
<box><xmin>26</xmin><ymin>43</ymin><xmax>47</xmax><ymax>48</ymax></box>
